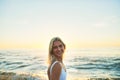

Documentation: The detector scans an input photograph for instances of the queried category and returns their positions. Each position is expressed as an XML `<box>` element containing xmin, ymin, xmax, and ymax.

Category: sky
<box><xmin>0</xmin><ymin>0</ymin><xmax>120</xmax><ymax>49</ymax></box>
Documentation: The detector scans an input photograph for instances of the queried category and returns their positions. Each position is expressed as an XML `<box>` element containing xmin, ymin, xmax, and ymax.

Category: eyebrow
<box><xmin>53</xmin><ymin>44</ymin><xmax>63</xmax><ymax>48</ymax></box>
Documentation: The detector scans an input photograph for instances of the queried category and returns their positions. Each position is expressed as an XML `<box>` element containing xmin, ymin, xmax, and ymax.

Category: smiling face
<box><xmin>48</xmin><ymin>37</ymin><xmax>66</xmax><ymax>64</ymax></box>
<box><xmin>52</xmin><ymin>40</ymin><xmax>65</xmax><ymax>58</ymax></box>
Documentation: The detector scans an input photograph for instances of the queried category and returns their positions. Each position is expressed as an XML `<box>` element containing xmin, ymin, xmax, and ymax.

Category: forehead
<box><xmin>53</xmin><ymin>40</ymin><xmax>62</xmax><ymax>46</ymax></box>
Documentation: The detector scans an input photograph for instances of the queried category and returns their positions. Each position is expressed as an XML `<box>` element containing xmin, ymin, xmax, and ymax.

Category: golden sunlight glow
<box><xmin>0</xmin><ymin>0</ymin><xmax>120</xmax><ymax>49</ymax></box>
<box><xmin>0</xmin><ymin>40</ymin><xmax>120</xmax><ymax>49</ymax></box>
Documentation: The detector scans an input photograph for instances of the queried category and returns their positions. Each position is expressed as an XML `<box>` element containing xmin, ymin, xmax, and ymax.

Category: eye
<box><xmin>53</xmin><ymin>46</ymin><xmax>57</xmax><ymax>49</ymax></box>
<box><xmin>59</xmin><ymin>45</ymin><xmax>62</xmax><ymax>48</ymax></box>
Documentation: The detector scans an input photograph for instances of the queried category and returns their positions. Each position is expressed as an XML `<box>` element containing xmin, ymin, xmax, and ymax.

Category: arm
<box><xmin>50</xmin><ymin>62</ymin><xmax>62</xmax><ymax>80</ymax></box>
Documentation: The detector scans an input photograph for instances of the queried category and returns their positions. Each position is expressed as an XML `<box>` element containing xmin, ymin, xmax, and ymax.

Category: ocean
<box><xmin>0</xmin><ymin>47</ymin><xmax>120</xmax><ymax>80</ymax></box>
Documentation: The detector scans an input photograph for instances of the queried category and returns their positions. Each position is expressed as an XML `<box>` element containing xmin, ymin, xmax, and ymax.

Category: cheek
<box><xmin>52</xmin><ymin>49</ymin><xmax>57</xmax><ymax>53</ymax></box>
<box><xmin>62</xmin><ymin>47</ymin><xmax>65</xmax><ymax>51</ymax></box>
<box><xmin>53</xmin><ymin>50</ymin><xmax>58</xmax><ymax>56</ymax></box>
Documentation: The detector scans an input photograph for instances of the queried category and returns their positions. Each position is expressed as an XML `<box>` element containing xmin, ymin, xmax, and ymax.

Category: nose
<box><xmin>57</xmin><ymin>47</ymin><xmax>61</xmax><ymax>51</ymax></box>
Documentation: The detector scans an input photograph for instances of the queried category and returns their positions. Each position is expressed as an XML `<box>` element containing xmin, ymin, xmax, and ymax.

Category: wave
<box><xmin>69</xmin><ymin>56</ymin><xmax>120</xmax><ymax>70</ymax></box>
<box><xmin>5</xmin><ymin>62</ymin><xmax>23</xmax><ymax>65</ymax></box>
<box><xmin>72</xmin><ymin>61</ymin><xmax>120</xmax><ymax>70</ymax></box>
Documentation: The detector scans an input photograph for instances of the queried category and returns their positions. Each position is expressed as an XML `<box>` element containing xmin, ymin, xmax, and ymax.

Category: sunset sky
<box><xmin>0</xmin><ymin>0</ymin><xmax>120</xmax><ymax>49</ymax></box>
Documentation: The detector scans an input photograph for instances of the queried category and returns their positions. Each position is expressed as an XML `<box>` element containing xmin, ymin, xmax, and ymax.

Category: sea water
<box><xmin>0</xmin><ymin>47</ymin><xmax>120</xmax><ymax>80</ymax></box>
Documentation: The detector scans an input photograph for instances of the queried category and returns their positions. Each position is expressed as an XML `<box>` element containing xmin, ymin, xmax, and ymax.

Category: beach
<box><xmin>0</xmin><ymin>71</ymin><xmax>47</xmax><ymax>80</ymax></box>
<box><xmin>0</xmin><ymin>71</ymin><xmax>120</xmax><ymax>80</ymax></box>
<box><xmin>0</xmin><ymin>48</ymin><xmax>120</xmax><ymax>80</ymax></box>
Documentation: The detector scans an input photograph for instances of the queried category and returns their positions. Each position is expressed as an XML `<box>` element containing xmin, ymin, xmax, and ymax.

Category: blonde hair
<box><xmin>48</xmin><ymin>37</ymin><xmax>66</xmax><ymax>65</ymax></box>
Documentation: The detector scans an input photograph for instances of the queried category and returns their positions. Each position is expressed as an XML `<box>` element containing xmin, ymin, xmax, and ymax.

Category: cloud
<box><xmin>92</xmin><ymin>16</ymin><xmax>119</xmax><ymax>28</ymax></box>
<box><xmin>93</xmin><ymin>22</ymin><xmax>108</xmax><ymax>28</ymax></box>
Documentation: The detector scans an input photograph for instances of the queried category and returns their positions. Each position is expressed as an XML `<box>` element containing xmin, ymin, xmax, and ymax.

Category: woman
<box><xmin>47</xmin><ymin>37</ymin><xmax>67</xmax><ymax>80</ymax></box>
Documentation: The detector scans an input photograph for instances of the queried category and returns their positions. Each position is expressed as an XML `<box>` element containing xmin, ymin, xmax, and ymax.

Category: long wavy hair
<box><xmin>48</xmin><ymin>37</ymin><xmax>66</xmax><ymax>65</ymax></box>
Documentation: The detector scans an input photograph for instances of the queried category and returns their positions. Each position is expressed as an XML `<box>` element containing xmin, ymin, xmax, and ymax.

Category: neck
<box><xmin>57</xmin><ymin>58</ymin><xmax>62</xmax><ymax>62</ymax></box>
<box><xmin>56</xmin><ymin>56</ymin><xmax>63</xmax><ymax>63</ymax></box>
<box><xmin>52</xmin><ymin>55</ymin><xmax>63</xmax><ymax>63</ymax></box>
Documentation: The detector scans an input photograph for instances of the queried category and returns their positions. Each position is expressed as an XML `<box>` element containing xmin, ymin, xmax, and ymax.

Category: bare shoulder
<box><xmin>47</xmin><ymin>61</ymin><xmax>62</xmax><ymax>80</ymax></box>
<box><xmin>51</xmin><ymin>61</ymin><xmax>62</xmax><ymax>79</ymax></box>
<box><xmin>53</xmin><ymin>61</ymin><xmax>62</xmax><ymax>70</ymax></box>
<box><xmin>48</xmin><ymin>61</ymin><xmax>62</xmax><ymax>73</ymax></box>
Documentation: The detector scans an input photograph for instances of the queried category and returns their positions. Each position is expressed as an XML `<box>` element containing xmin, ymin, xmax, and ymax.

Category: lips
<box><xmin>57</xmin><ymin>51</ymin><xmax>63</xmax><ymax>56</ymax></box>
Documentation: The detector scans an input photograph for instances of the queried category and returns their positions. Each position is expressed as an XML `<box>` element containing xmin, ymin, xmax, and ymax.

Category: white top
<box><xmin>50</xmin><ymin>61</ymin><xmax>67</xmax><ymax>80</ymax></box>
